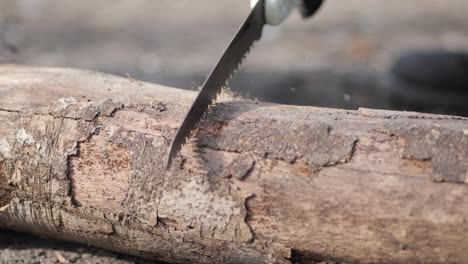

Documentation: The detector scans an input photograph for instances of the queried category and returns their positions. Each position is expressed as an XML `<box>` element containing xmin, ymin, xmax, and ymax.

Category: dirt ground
<box><xmin>0</xmin><ymin>0</ymin><xmax>467</xmax><ymax>263</ymax></box>
<box><xmin>0</xmin><ymin>230</ymin><xmax>159</xmax><ymax>264</ymax></box>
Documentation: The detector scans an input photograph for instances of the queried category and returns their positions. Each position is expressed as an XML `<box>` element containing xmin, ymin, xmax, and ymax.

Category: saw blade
<box><xmin>166</xmin><ymin>0</ymin><xmax>266</xmax><ymax>168</ymax></box>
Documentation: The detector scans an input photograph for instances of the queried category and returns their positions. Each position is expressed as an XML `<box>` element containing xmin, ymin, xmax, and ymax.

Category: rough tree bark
<box><xmin>0</xmin><ymin>65</ymin><xmax>467</xmax><ymax>264</ymax></box>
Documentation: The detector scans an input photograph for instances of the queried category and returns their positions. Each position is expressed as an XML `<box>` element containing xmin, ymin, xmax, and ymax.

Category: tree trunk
<box><xmin>0</xmin><ymin>65</ymin><xmax>467</xmax><ymax>264</ymax></box>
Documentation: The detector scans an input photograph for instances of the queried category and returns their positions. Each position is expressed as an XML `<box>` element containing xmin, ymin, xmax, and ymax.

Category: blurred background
<box><xmin>0</xmin><ymin>0</ymin><xmax>467</xmax><ymax>262</ymax></box>
<box><xmin>1</xmin><ymin>0</ymin><xmax>467</xmax><ymax>115</ymax></box>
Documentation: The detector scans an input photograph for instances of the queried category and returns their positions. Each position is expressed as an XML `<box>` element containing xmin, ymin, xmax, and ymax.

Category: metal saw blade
<box><xmin>166</xmin><ymin>0</ymin><xmax>266</xmax><ymax>168</ymax></box>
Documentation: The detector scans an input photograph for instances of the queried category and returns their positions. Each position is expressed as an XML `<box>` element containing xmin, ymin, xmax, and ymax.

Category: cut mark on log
<box><xmin>382</xmin><ymin>122</ymin><xmax>468</xmax><ymax>184</ymax></box>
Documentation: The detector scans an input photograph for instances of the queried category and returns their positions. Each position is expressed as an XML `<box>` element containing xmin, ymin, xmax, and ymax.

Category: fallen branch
<box><xmin>0</xmin><ymin>65</ymin><xmax>467</xmax><ymax>263</ymax></box>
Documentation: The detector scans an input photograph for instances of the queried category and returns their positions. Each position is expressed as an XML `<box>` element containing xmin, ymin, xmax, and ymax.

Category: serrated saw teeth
<box><xmin>165</xmin><ymin>0</ymin><xmax>266</xmax><ymax>168</ymax></box>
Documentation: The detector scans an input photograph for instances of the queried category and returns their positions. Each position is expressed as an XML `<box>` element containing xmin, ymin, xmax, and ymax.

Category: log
<box><xmin>0</xmin><ymin>65</ymin><xmax>467</xmax><ymax>264</ymax></box>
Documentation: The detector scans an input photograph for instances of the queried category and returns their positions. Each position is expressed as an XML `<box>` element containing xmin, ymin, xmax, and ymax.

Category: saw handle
<box><xmin>251</xmin><ymin>0</ymin><xmax>324</xmax><ymax>25</ymax></box>
<box><xmin>299</xmin><ymin>0</ymin><xmax>324</xmax><ymax>18</ymax></box>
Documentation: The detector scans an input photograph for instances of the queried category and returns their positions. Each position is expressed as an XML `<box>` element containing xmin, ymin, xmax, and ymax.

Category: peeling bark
<box><xmin>0</xmin><ymin>65</ymin><xmax>467</xmax><ymax>263</ymax></box>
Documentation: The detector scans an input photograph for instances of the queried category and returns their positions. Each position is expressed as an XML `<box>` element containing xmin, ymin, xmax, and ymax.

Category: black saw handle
<box><xmin>299</xmin><ymin>0</ymin><xmax>324</xmax><ymax>18</ymax></box>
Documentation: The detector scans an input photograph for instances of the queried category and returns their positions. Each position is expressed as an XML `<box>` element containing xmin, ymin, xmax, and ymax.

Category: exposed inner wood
<box><xmin>0</xmin><ymin>65</ymin><xmax>467</xmax><ymax>264</ymax></box>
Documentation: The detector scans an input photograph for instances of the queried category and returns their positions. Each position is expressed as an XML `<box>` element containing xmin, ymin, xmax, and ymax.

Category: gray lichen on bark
<box><xmin>197</xmin><ymin>102</ymin><xmax>357</xmax><ymax>168</ymax></box>
<box><xmin>383</xmin><ymin>122</ymin><xmax>468</xmax><ymax>183</ymax></box>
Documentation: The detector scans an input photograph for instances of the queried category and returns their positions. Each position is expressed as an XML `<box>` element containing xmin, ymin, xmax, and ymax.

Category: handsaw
<box><xmin>166</xmin><ymin>0</ymin><xmax>266</xmax><ymax>167</ymax></box>
<box><xmin>166</xmin><ymin>0</ymin><xmax>324</xmax><ymax>167</ymax></box>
